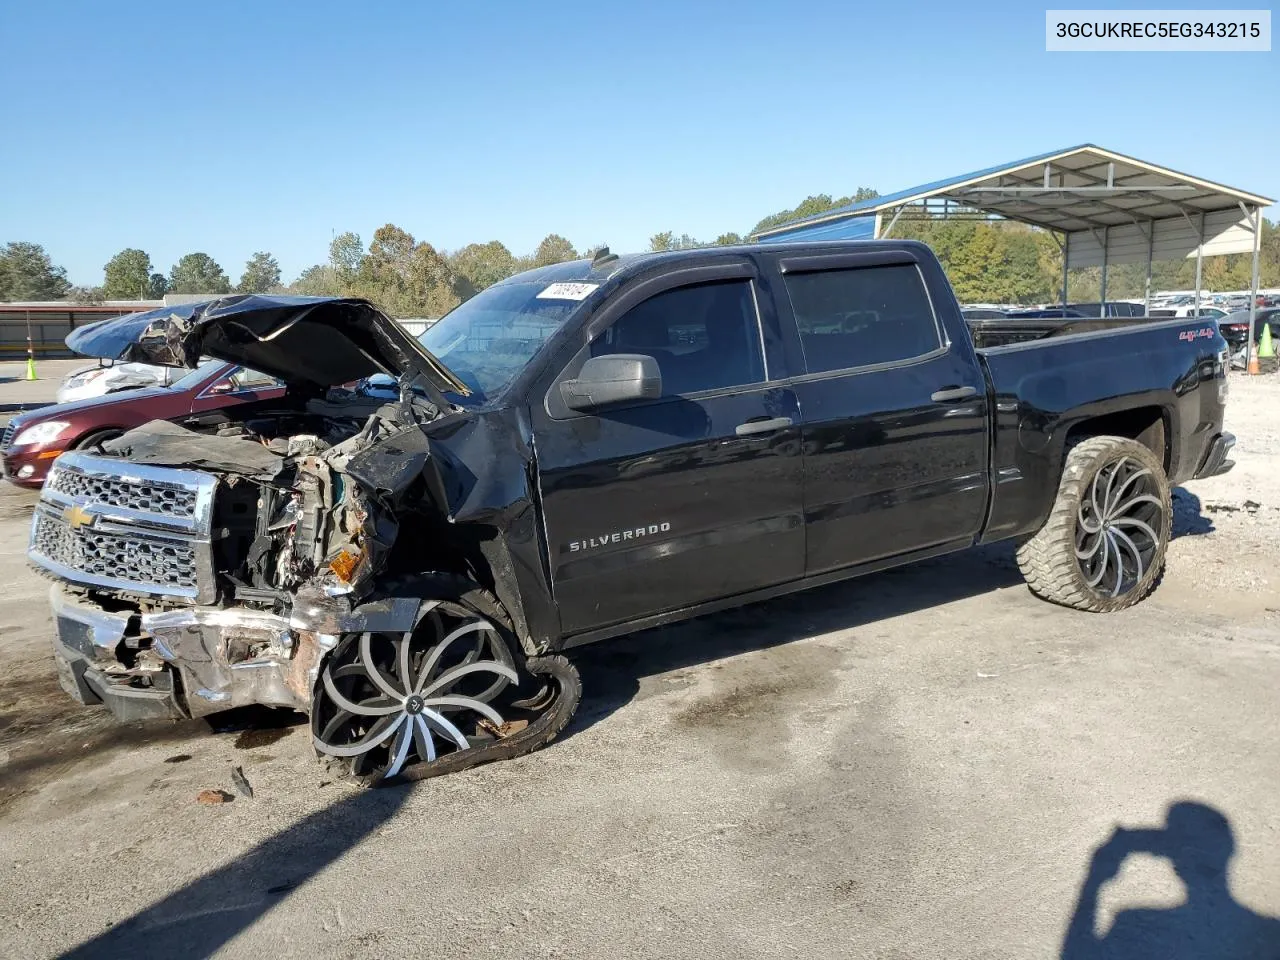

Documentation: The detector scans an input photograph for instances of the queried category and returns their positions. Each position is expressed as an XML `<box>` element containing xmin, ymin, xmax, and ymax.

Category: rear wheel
<box><xmin>311</xmin><ymin>576</ymin><xmax>581</xmax><ymax>785</ymax></box>
<box><xmin>1017</xmin><ymin>436</ymin><xmax>1171</xmax><ymax>612</ymax></box>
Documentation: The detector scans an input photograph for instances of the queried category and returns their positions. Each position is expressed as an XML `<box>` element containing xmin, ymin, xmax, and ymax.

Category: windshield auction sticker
<box><xmin>1046</xmin><ymin>9</ymin><xmax>1271</xmax><ymax>50</ymax></box>
<box><xmin>536</xmin><ymin>282</ymin><xmax>600</xmax><ymax>301</ymax></box>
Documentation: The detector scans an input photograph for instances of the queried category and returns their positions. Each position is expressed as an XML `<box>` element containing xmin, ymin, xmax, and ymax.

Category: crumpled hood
<box><xmin>65</xmin><ymin>295</ymin><xmax>469</xmax><ymax>396</ymax></box>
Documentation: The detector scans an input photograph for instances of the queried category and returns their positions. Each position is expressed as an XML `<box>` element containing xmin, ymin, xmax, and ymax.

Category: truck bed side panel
<box><xmin>977</xmin><ymin>318</ymin><xmax>1228</xmax><ymax>543</ymax></box>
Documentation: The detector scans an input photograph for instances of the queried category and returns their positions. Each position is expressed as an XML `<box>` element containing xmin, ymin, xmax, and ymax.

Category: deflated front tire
<box><xmin>311</xmin><ymin>575</ymin><xmax>581</xmax><ymax>785</ymax></box>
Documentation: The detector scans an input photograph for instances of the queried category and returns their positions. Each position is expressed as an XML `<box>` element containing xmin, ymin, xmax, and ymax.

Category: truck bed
<box><xmin>973</xmin><ymin>314</ymin><xmax>1228</xmax><ymax>544</ymax></box>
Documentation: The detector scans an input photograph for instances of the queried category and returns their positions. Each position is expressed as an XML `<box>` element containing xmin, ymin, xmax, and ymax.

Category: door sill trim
<box><xmin>557</xmin><ymin>537</ymin><xmax>973</xmax><ymax>650</ymax></box>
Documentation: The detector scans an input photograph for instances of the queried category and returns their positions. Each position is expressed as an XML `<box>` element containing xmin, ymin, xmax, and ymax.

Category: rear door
<box><xmin>766</xmin><ymin>248</ymin><xmax>991</xmax><ymax>575</ymax></box>
<box><xmin>531</xmin><ymin>262</ymin><xmax>804</xmax><ymax>636</ymax></box>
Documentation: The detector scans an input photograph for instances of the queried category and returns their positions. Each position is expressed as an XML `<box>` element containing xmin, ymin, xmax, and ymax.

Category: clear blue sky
<box><xmin>2</xmin><ymin>0</ymin><xmax>1276</xmax><ymax>287</ymax></box>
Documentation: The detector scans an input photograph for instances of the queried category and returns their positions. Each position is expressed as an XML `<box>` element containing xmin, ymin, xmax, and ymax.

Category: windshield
<box><xmin>169</xmin><ymin>359</ymin><xmax>227</xmax><ymax>392</ymax></box>
<box><xmin>419</xmin><ymin>282</ymin><xmax>584</xmax><ymax>403</ymax></box>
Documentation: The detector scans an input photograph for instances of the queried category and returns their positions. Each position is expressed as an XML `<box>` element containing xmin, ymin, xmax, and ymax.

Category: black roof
<box><xmin>492</xmin><ymin>240</ymin><xmax>934</xmax><ymax>287</ymax></box>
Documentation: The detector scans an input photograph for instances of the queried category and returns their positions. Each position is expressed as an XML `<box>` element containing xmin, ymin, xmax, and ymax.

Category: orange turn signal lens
<box><xmin>328</xmin><ymin>548</ymin><xmax>361</xmax><ymax>583</ymax></box>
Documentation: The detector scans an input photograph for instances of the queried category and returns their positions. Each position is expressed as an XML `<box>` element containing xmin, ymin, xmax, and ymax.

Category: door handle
<box><xmin>735</xmin><ymin>416</ymin><xmax>794</xmax><ymax>437</ymax></box>
<box><xmin>930</xmin><ymin>386</ymin><xmax>978</xmax><ymax>403</ymax></box>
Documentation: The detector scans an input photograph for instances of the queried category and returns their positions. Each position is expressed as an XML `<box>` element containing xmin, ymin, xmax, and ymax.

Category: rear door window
<box><xmin>781</xmin><ymin>264</ymin><xmax>943</xmax><ymax>374</ymax></box>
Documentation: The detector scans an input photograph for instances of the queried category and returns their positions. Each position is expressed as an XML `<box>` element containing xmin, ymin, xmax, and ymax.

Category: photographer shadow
<box><xmin>1062</xmin><ymin>801</ymin><xmax>1280</xmax><ymax>959</ymax></box>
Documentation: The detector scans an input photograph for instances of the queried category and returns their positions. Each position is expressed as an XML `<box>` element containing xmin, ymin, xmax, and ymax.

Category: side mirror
<box><xmin>560</xmin><ymin>354</ymin><xmax>662</xmax><ymax>412</ymax></box>
<box><xmin>206</xmin><ymin>380</ymin><xmax>235</xmax><ymax>395</ymax></box>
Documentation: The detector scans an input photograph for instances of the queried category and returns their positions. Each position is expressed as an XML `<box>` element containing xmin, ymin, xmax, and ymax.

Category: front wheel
<box><xmin>1017</xmin><ymin>436</ymin><xmax>1171</xmax><ymax>612</ymax></box>
<box><xmin>310</xmin><ymin>576</ymin><xmax>581</xmax><ymax>785</ymax></box>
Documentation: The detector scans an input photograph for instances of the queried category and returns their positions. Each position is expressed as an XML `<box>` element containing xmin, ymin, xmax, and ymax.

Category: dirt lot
<box><xmin>1</xmin><ymin>376</ymin><xmax>1279</xmax><ymax>959</ymax></box>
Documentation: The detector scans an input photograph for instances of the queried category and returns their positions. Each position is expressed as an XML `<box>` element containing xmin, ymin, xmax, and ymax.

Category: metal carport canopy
<box><xmin>752</xmin><ymin>144</ymin><xmax>1274</xmax><ymax>359</ymax></box>
<box><xmin>752</xmin><ymin>144</ymin><xmax>1272</xmax><ymax>266</ymax></box>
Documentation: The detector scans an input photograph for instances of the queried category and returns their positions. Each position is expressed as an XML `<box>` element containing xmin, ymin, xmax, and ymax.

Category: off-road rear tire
<box><xmin>1016</xmin><ymin>436</ymin><xmax>1171</xmax><ymax>612</ymax></box>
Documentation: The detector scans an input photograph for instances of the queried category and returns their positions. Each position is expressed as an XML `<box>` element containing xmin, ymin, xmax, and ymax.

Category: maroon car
<box><xmin>1</xmin><ymin>361</ymin><xmax>283</xmax><ymax>487</ymax></box>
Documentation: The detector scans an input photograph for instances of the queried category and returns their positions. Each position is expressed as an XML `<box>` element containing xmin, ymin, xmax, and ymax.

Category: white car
<box><xmin>56</xmin><ymin>361</ymin><xmax>179</xmax><ymax>404</ymax></box>
<box><xmin>1148</xmin><ymin>305</ymin><xmax>1228</xmax><ymax>320</ymax></box>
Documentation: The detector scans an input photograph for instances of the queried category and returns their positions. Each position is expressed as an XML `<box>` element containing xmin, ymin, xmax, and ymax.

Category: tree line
<box><xmin>0</xmin><ymin>229</ymin><xmax>588</xmax><ymax>318</ymax></box>
<box><xmin>2</xmin><ymin>191</ymin><xmax>1277</xmax><ymax>314</ymax></box>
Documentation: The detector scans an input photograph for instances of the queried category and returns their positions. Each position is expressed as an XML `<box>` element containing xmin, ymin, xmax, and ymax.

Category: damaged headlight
<box><xmin>64</xmin><ymin>368</ymin><xmax>107</xmax><ymax>389</ymax></box>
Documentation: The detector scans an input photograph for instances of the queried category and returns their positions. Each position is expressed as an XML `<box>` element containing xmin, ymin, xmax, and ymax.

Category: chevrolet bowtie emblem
<box><xmin>63</xmin><ymin>504</ymin><xmax>95</xmax><ymax>531</ymax></box>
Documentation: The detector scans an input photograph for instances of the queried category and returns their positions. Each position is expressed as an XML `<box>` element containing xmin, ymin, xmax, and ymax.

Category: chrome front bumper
<box><xmin>50</xmin><ymin>587</ymin><xmax>424</xmax><ymax>720</ymax></box>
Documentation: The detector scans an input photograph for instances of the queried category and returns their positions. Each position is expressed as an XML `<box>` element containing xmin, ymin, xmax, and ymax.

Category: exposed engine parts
<box><xmin>99</xmin><ymin>393</ymin><xmax>419</xmax><ymax>602</ymax></box>
<box><xmin>29</xmin><ymin>385</ymin><xmax>574</xmax><ymax>782</ymax></box>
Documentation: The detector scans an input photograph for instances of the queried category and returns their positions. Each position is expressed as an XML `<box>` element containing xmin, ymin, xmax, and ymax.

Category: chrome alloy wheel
<box><xmin>1074</xmin><ymin>456</ymin><xmax>1165</xmax><ymax>598</ymax></box>
<box><xmin>312</xmin><ymin>602</ymin><xmax>518</xmax><ymax>780</ymax></box>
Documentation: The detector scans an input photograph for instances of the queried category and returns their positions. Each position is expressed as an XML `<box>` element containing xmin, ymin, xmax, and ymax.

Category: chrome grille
<box><xmin>31</xmin><ymin>510</ymin><xmax>198</xmax><ymax>592</ymax></box>
<box><xmin>46</xmin><ymin>466</ymin><xmax>198</xmax><ymax>518</ymax></box>
<box><xmin>1</xmin><ymin>423</ymin><xmax>14</xmax><ymax>451</ymax></box>
<box><xmin>29</xmin><ymin>452</ymin><xmax>217</xmax><ymax>602</ymax></box>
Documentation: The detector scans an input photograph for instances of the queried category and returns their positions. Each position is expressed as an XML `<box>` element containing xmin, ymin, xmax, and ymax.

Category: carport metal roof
<box><xmin>753</xmin><ymin>144</ymin><xmax>1274</xmax><ymax>362</ymax></box>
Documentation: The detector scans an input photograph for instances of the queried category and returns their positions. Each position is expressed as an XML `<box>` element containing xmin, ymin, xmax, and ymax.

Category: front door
<box><xmin>533</xmin><ymin>273</ymin><xmax>804</xmax><ymax>637</ymax></box>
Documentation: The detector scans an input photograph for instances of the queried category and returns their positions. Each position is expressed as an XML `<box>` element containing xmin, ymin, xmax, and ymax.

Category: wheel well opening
<box><xmin>72</xmin><ymin>427</ymin><xmax>124</xmax><ymax>450</ymax></box>
<box><xmin>1065</xmin><ymin>407</ymin><xmax>1168</xmax><ymax>471</ymax></box>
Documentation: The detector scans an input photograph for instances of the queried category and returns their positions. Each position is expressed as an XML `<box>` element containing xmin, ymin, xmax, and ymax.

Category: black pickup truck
<box><xmin>32</xmin><ymin>240</ymin><xmax>1233</xmax><ymax>784</ymax></box>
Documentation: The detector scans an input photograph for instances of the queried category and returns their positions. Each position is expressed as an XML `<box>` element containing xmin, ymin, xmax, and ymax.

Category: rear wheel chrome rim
<box><xmin>312</xmin><ymin>602</ymin><xmax>518</xmax><ymax>780</ymax></box>
<box><xmin>1074</xmin><ymin>456</ymin><xmax>1164</xmax><ymax>598</ymax></box>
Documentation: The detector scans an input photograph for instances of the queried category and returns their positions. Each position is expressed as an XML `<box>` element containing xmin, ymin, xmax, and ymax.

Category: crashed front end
<box><xmin>30</xmin><ymin>294</ymin><xmax>477</xmax><ymax>723</ymax></box>
<box><xmin>30</xmin><ymin>409</ymin><xmax>432</xmax><ymax>722</ymax></box>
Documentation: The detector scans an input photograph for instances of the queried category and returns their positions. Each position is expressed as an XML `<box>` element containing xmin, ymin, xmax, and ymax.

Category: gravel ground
<box><xmin>0</xmin><ymin>374</ymin><xmax>1278</xmax><ymax>959</ymax></box>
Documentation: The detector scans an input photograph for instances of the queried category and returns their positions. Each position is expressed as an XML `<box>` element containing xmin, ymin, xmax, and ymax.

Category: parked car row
<box><xmin>1218</xmin><ymin>308</ymin><xmax>1280</xmax><ymax>355</ymax></box>
<box><xmin>963</xmin><ymin>300</ymin><xmax>1262</xmax><ymax>323</ymax></box>
<box><xmin>962</xmin><ymin>301</ymin><xmax>1143</xmax><ymax>320</ymax></box>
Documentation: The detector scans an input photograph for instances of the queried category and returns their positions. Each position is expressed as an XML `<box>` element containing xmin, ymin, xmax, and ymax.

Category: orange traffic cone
<box><xmin>1258</xmin><ymin>322</ymin><xmax>1275</xmax><ymax>359</ymax></box>
<box><xmin>1248</xmin><ymin>350</ymin><xmax>1261</xmax><ymax>375</ymax></box>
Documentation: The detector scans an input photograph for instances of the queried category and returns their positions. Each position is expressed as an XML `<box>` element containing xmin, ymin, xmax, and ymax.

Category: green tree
<box><xmin>450</xmin><ymin>241</ymin><xmax>516</xmax><ymax>298</ymax></box>
<box><xmin>893</xmin><ymin>218</ymin><xmax>1061</xmax><ymax>304</ymax></box>
<box><xmin>750</xmin><ymin>188</ymin><xmax>878</xmax><ymax>237</ymax></box>
<box><xmin>353</xmin><ymin>224</ymin><xmax>459</xmax><ymax>317</ymax></box>
<box><xmin>237</xmin><ymin>251</ymin><xmax>282</xmax><ymax>293</ymax></box>
<box><xmin>329</xmin><ymin>232</ymin><xmax>363</xmax><ymax>291</ymax></box>
<box><xmin>290</xmin><ymin>264</ymin><xmax>340</xmax><ymax>297</ymax></box>
<box><xmin>715</xmin><ymin>232</ymin><xmax>743</xmax><ymax>245</ymax></box>
<box><xmin>66</xmin><ymin>285</ymin><xmax>104</xmax><ymax>304</ymax></box>
<box><xmin>0</xmin><ymin>242</ymin><xmax>71</xmax><ymax>301</ymax></box>
<box><xmin>102</xmin><ymin>248</ymin><xmax>154</xmax><ymax>300</ymax></box>
<box><xmin>148</xmin><ymin>273</ymin><xmax>168</xmax><ymax>298</ymax></box>
<box><xmin>532</xmin><ymin>234</ymin><xmax>577</xmax><ymax>267</ymax></box>
<box><xmin>168</xmin><ymin>253</ymin><xmax>231</xmax><ymax>295</ymax></box>
<box><xmin>1260</xmin><ymin>218</ymin><xmax>1279</xmax><ymax>285</ymax></box>
<box><xmin>649</xmin><ymin>232</ymin><xmax>704</xmax><ymax>251</ymax></box>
